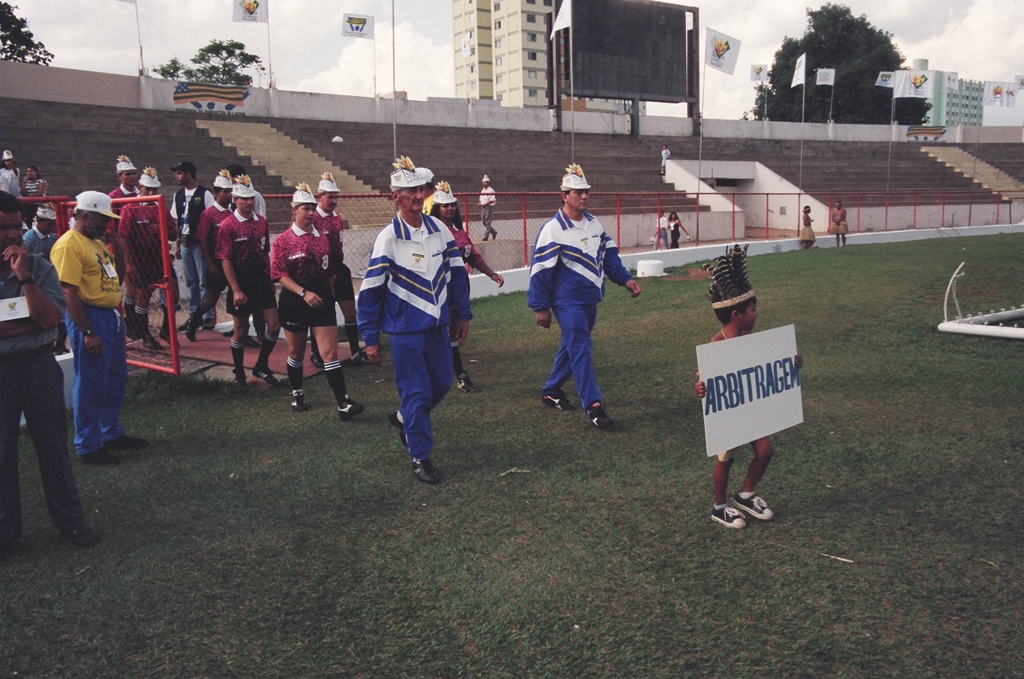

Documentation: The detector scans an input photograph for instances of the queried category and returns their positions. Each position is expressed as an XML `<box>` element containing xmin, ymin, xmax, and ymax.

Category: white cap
<box><xmin>138</xmin><ymin>167</ymin><xmax>161</xmax><ymax>188</ymax></box>
<box><xmin>232</xmin><ymin>175</ymin><xmax>258</xmax><ymax>198</ymax></box>
<box><xmin>417</xmin><ymin>167</ymin><xmax>434</xmax><ymax>184</ymax></box>
<box><xmin>482</xmin><ymin>175</ymin><xmax>491</xmax><ymax>183</ymax></box>
<box><xmin>2</xmin><ymin>150</ymin><xmax>12</xmax><ymax>161</ymax></box>
<box><xmin>390</xmin><ymin>156</ymin><xmax>426</xmax><ymax>190</ymax></box>
<box><xmin>291</xmin><ymin>182</ymin><xmax>317</xmax><ymax>205</ymax></box>
<box><xmin>433</xmin><ymin>181</ymin><xmax>457</xmax><ymax>205</ymax></box>
<box><xmin>213</xmin><ymin>169</ymin><xmax>234</xmax><ymax>190</ymax></box>
<box><xmin>116</xmin><ymin>155</ymin><xmax>136</xmax><ymax>174</ymax></box>
<box><xmin>35</xmin><ymin>203</ymin><xmax>56</xmax><ymax>221</ymax></box>
<box><xmin>75</xmin><ymin>191</ymin><xmax>120</xmax><ymax>219</ymax></box>
<box><xmin>318</xmin><ymin>171</ymin><xmax>340</xmax><ymax>194</ymax></box>
<box><xmin>561</xmin><ymin>163</ymin><xmax>591</xmax><ymax>191</ymax></box>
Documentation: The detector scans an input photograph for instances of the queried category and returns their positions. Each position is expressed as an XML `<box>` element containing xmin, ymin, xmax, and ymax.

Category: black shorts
<box><xmin>207</xmin><ymin>271</ymin><xmax>229</xmax><ymax>297</ymax></box>
<box><xmin>334</xmin><ymin>262</ymin><xmax>355</xmax><ymax>303</ymax></box>
<box><xmin>226</xmin><ymin>266</ymin><xmax>277</xmax><ymax>318</ymax></box>
<box><xmin>278</xmin><ymin>280</ymin><xmax>337</xmax><ymax>333</ymax></box>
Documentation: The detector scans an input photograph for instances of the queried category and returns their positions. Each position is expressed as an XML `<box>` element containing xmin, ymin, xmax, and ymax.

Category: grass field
<box><xmin>3</xmin><ymin>233</ymin><xmax>1023</xmax><ymax>678</ymax></box>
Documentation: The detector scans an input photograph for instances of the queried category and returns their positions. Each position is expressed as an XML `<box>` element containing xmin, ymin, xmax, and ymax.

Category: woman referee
<box><xmin>270</xmin><ymin>184</ymin><xmax>364</xmax><ymax>420</ymax></box>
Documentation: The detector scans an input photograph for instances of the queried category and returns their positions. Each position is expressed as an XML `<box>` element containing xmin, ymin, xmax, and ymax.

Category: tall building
<box><xmin>913</xmin><ymin>60</ymin><xmax>984</xmax><ymax>127</ymax></box>
<box><xmin>452</xmin><ymin>0</ymin><xmax>555</xmax><ymax>107</ymax></box>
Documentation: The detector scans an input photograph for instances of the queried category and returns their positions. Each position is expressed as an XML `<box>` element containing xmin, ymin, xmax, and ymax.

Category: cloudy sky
<box><xmin>11</xmin><ymin>0</ymin><xmax>1024</xmax><ymax>125</ymax></box>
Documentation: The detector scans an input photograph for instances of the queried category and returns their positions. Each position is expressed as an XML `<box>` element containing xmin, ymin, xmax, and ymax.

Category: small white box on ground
<box><xmin>636</xmin><ymin>260</ymin><xmax>666</xmax><ymax>277</ymax></box>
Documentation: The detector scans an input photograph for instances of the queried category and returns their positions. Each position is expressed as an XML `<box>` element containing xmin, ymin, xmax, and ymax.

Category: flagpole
<box><xmin>798</xmin><ymin>80</ymin><xmax>805</xmax><ymax>191</ymax></box>
<box><xmin>886</xmin><ymin>90</ymin><xmax>895</xmax><ymax>193</ymax></box>
<box><xmin>373</xmin><ymin>34</ymin><xmax>378</xmax><ymax>97</ymax></box>
<box><xmin>569</xmin><ymin>19</ymin><xmax>575</xmax><ymax>162</ymax></box>
<box><xmin>696</xmin><ymin>56</ymin><xmax>707</xmax><ymax>243</ymax></box>
<box><xmin>132</xmin><ymin>1</ymin><xmax>145</xmax><ymax>75</ymax></box>
<box><xmin>265</xmin><ymin>4</ymin><xmax>274</xmax><ymax>87</ymax></box>
<box><xmin>828</xmin><ymin>83</ymin><xmax>835</xmax><ymax>123</ymax></box>
<box><xmin>391</xmin><ymin>0</ymin><xmax>397</xmax><ymax>159</ymax></box>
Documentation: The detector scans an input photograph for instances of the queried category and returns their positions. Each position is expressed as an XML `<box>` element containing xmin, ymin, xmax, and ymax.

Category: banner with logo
<box><xmin>892</xmin><ymin>70</ymin><xmax>934</xmax><ymax>99</ymax></box>
<box><xmin>984</xmin><ymin>81</ymin><xmax>1017</xmax><ymax>107</ymax></box>
<box><xmin>1015</xmin><ymin>75</ymin><xmax>1024</xmax><ymax>92</ymax></box>
<box><xmin>233</xmin><ymin>0</ymin><xmax>267</xmax><ymax>24</ymax></box>
<box><xmin>875</xmin><ymin>71</ymin><xmax>894</xmax><ymax>88</ymax></box>
<box><xmin>461</xmin><ymin>32</ymin><xmax>473</xmax><ymax>58</ymax></box>
<box><xmin>815</xmin><ymin>68</ymin><xmax>835</xmax><ymax>86</ymax></box>
<box><xmin>173</xmin><ymin>82</ymin><xmax>250</xmax><ymax>112</ymax></box>
<box><xmin>705</xmin><ymin>28</ymin><xmax>741</xmax><ymax>75</ymax></box>
<box><xmin>342</xmin><ymin>14</ymin><xmax>374</xmax><ymax>39</ymax></box>
<box><xmin>697</xmin><ymin>324</ymin><xmax>803</xmax><ymax>457</ymax></box>
<box><xmin>945</xmin><ymin>72</ymin><xmax>959</xmax><ymax>90</ymax></box>
<box><xmin>549</xmin><ymin>0</ymin><xmax>571</xmax><ymax>39</ymax></box>
<box><xmin>750</xmin><ymin>64</ymin><xmax>767</xmax><ymax>82</ymax></box>
<box><xmin>791</xmin><ymin>53</ymin><xmax>806</xmax><ymax>88</ymax></box>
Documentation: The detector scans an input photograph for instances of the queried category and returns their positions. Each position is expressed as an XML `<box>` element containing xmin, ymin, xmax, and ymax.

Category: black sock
<box><xmin>230</xmin><ymin>340</ymin><xmax>245</xmax><ymax>373</ymax></box>
<box><xmin>344</xmin><ymin>321</ymin><xmax>360</xmax><ymax>354</ymax></box>
<box><xmin>323</xmin><ymin>361</ymin><xmax>348</xmax><ymax>405</ymax></box>
<box><xmin>451</xmin><ymin>342</ymin><xmax>465</xmax><ymax>376</ymax></box>
<box><xmin>256</xmin><ymin>328</ymin><xmax>277</xmax><ymax>367</ymax></box>
<box><xmin>287</xmin><ymin>356</ymin><xmax>304</xmax><ymax>391</ymax></box>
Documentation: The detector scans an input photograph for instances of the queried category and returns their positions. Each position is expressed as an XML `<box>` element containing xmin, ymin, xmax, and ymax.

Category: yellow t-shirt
<box><xmin>51</xmin><ymin>229</ymin><xmax>122</xmax><ymax>309</ymax></box>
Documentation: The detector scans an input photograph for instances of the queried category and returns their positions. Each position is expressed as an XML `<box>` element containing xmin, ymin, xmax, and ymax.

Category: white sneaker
<box><xmin>732</xmin><ymin>493</ymin><xmax>774</xmax><ymax>521</ymax></box>
<box><xmin>711</xmin><ymin>506</ymin><xmax>747</xmax><ymax>529</ymax></box>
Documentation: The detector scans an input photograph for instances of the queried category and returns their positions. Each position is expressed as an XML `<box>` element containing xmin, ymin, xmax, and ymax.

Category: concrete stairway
<box><xmin>923</xmin><ymin>146</ymin><xmax>1024</xmax><ymax>202</ymax></box>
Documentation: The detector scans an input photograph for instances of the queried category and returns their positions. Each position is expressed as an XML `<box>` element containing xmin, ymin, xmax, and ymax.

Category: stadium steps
<box><xmin>924</xmin><ymin>146</ymin><xmax>1024</xmax><ymax>202</ymax></box>
<box><xmin>952</xmin><ymin>143</ymin><xmax>1024</xmax><ymax>184</ymax></box>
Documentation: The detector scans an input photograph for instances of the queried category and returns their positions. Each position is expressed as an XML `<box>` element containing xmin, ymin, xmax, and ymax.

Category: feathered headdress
<box><xmin>138</xmin><ymin>166</ymin><xmax>160</xmax><ymax>188</ymax></box>
<box><xmin>561</xmin><ymin>163</ymin><xmax>590</xmax><ymax>191</ymax></box>
<box><xmin>214</xmin><ymin>169</ymin><xmax>234</xmax><ymax>189</ymax></box>
<box><xmin>390</xmin><ymin>156</ymin><xmax>425</xmax><ymax>189</ymax></box>
<box><xmin>705</xmin><ymin>244</ymin><xmax>756</xmax><ymax>309</ymax></box>
<box><xmin>116</xmin><ymin>155</ymin><xmax>136</xmax><ymax>173</ymax></box>
<box><xmin>318</xmin><ymin>171</ymin><xmax>340</xmax><ymax>193</ymax></box>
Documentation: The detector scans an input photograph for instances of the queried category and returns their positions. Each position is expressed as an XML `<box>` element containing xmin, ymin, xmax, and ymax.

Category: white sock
<box><xmin>738</xmin><ymin>491</ymin><xmax>755</xmax><ymax>500</ymax></box>
<box><xmin>714</xmin><ymin>503</ymin><xmax>728</xmax><ymax>512</ymax></box>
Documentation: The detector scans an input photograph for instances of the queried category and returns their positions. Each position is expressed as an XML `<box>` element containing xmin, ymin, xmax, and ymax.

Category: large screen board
<box><xmin>562</xmin><ymin>0</ymin><xmax>697</xmax><ymax>104</ymax></box>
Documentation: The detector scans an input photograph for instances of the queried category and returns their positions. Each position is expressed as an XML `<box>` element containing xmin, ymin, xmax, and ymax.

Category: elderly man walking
<box><xmin>479</xmin><ymin>175</ymin><xmax>497</xmax><ymax>241</ymax></box>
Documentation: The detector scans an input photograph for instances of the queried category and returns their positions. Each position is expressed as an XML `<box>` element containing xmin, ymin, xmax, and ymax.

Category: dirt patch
<box><xmin>663</xmin><ymin>268</ymin><xmax>710</xmax><ymax>282</ymax></box>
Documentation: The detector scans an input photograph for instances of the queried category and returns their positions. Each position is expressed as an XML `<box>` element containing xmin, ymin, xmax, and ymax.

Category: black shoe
<box><xmin>309</xmin><ymin>352</ymin><xmax>325</xmax><ymax>369</ymax></box>
<box><xmin>176</xmin><ymin>321</ymin><xmax>190</xmax><ymax>332</ymax></box>
<box><xmin>233</xmin><ymin>368</ymin><xmax>247</xmax><ymax>384</ymax></box>
<box><xmin>252</xmin><ymin>365</ymin><xmax>279</xmax><ymax>386</ymax></box>
<box><xmin>337</xmin><ymin>398</ymin><xmax>364</xmax><ymax>421</ymax></box>
<box><xmin>159</xmin><ymin>325</ymin><xmax>171</xmax><ymax>342</ymax></box>
<box><xmin>456</xmin><ymin>372</ymin><xmax>478</xmax><ymax>392</ymax></box>
<box><xmin>81</xmin><ymin>449</ymin><xmax>121</xmax><ymax>465</ymax></box>
<box><xmin>244</xmin><ymin>337</ymin><xmax>261</xmax><ymax>349</ymax></box>
<box><xmin>542</xmin><ymin>389</ymin><xmax>577</xmax><ymax>411</ymax></box>
<box><xmin>105</xmin><ymin>434</ymin><xmax>149</xmax><ymax>450</ymax></box>
<box><xmin>141</xmin><ymin>334</ymin><xmax>161</xmax><ymax>351</ymax></box>
<box><xmin>388</xmin><ymin>410</ymin><xmax>407</xmax><ymax>448</ymax></box>
<box><xmin>185</xmin><ymin>325</ymin><xmax>198</xmax><ymax>342</ymax></box>
<box><xmin>202</xmin><ymin>321</ymin><xmax>216</xmax><ymax>331</ymax></box>
<box><xmin>62</xmin><ymin>525</ymin><xmax>100</xmax><ymax>548</ymax></box>
<box><xmin>412</xmin><ymin>458</ymin><xmax>441</xmax><ymax>484</ymax></box>
<box><xmin>585</xmin><ymin>401</ymin><xmax>614</xmax><ymax>429</ymax></box>
<box><xmin>341</xmin><ymin>350</ymin><xmax>372</xmax><ymax>367</ymax></box>
<box><xmin>291</xmin><ymin>390</ymin><xmax>309</xmax><ymax>412</ymax></box>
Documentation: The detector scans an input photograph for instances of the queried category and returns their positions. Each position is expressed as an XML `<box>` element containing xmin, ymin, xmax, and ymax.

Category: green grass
<box><xmin>4</xmin><ymin>234</ymin><xmax>1024</xmax><ymax>678</ymax></box>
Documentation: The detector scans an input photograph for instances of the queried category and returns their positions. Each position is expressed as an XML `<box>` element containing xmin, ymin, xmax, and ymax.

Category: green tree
<box><xmin>0</xmin><ymin>2</ymin><xmax>53</xmax><ymax>65</ymax></box>
<box><xmin>753</xmin><ymin>4</ymin><xmax>928</xmax><ymax>125</ymax></box>
<box><xmin>155</xmin><ymin>40</ymin><xmax>262</xmax><ymax>86</ymax></box>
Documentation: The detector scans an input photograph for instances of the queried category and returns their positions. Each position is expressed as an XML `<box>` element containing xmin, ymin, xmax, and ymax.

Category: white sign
<box><xmin>892</xmin><ymin>70</ymin><xmax>935</xmax><ymax>99</ymax></box>
<box><xmin>232</xmin><ymin>0</ymin><xmax>267</xmax><ymax>24</ymax></box>
<box><xmin>816</xmin><ymin>68</ymin><xmax>835</xmax><ymax>86</ymax></box>
<box><xmin>696</xmin><ymin>324</ymin><xmax>803</xmax><ymax>457</ymax></box>
<box><xmin>875</xmin><ymin>71</ymin><xmax>894</xmax><ymax>88</ymax></box>
<box><xmin>791</xmin><ymin>53</ymin><xmax>806</xmax><ymax>88</ymax></box>
<box><xmin>342</xmin><ymin>14</ymin><xmax>374</xmax><ymax>40</ymax></box>
<box><xmin>945</xmin><ymin>72</ymin><xmax>959</xmax><ymax>90</ymax></box>
<box><xmin>1</xmin><ymin>296</ymin><xmax>30</xmax><ymax>322</ymax></box>
<box><xmin>705</xmin><ymin>28</ymin><xmax>741</xmax><ymax>76</ymax></box>
<box><xmin>750</xmin><ymin>64</ymin><xmax>767</xmax><ymax>82</ymax></box>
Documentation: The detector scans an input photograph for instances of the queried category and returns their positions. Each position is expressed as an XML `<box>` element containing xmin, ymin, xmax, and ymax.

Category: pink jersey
<box><xmin>196</xmin><ymin>203</ymin><xmax>231</xmax><ymax>258</ymax></box>
<box><xmin>445</xmin><ymin>223</ymin><xmax>485</xmax><ymax>272</ymax></box>
<box><xmin>118</xmin><ymin>202</ymin><xmax>172</xmax><ymax>274</ymax></box>
<box><xmin>215</xmin><ymin>211</ymin><xmax>270</xmax><ymax>271</ymax></box>
<box><xmin>314</xmin><ymin>208</ymin><xmax>345</xmax><ymax>265</ymax></box>
<box><xmin>270</xmin><ymin>225</ymin><xmax>334</xmax><ymax>285</ymax></box>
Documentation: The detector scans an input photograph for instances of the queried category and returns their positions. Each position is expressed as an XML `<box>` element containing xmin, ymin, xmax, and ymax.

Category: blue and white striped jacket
<box><xmin>527</xmin><ymin>209</ymin><xmax>632</xmax><ymax>310</ymax></box>
<box><xmin>357</xmin><ymin>213</ymin><xmax>472</xmax><ymax>346</ymax></box>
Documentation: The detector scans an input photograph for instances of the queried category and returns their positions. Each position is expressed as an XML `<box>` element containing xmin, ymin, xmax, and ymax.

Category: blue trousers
<box><xmin>391</xmin><ymin>326</ymin><xmax>453</xmax><ymax>461</ymax></box>
<box><xmin>0</xmin><ymin>352</ymin><xmax>86</xmax><ymax>545</ymax></box>
<box><xmin>68</xmin><ymin>307</ymin><xmax>127</xmax><ymax>455</ymax></box>
<box><xmin>543</xmin><ymin>304</ymin><xmax>602</xmax><ymax>408</ymax></box>
<box><xmin>180</xmin><ymin>241</ymin><xmax>212</xmax><ymax>320</ymax></box>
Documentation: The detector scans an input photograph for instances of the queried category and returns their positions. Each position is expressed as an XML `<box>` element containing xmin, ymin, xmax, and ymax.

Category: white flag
<box><xmin>1015</xmin><ymin>75</ymin><xmax>1024</xmax><ymax>92</ymax></box>
<box><xmin>750</xmin><ymin>65</ymin><xmax>767</xmax><ymax>82</ymax></box>
<box><xmin>816</xmin><ymin>68</ymin><xmax>835</xmax><ymax>86</ymax></box>
<box><xmin>945</xmin><ymin>72</ymin><xmax>959</xmax><ymax>90</ymax></box>
<box><xmin>461</xmin><ymin>32</ymin><xmax>473</xmax><ymax>58</ymax></box>
<box><xmin>984</xmin><ymin>81</ymin><xmax>1017</xmax><ymax>107</ymax></box>
<box><xmin>233</xmin><ymin>0</ymin><xmax>267</xmax><ymax>24</ymax></box>
<box><xmin>892</xmin><ymin>70</ymin><xmax>934</xmax><ymax>99</ymax></box>
<box><xmin>342</xmin><ymin>14</ymin><xmax>374</xmax><ymax>40</ymax></box>
<box><xmin>791</xmin><ymin>53</ymin><xmax>805</xmax><ymax>88</ymax></box>
<box><xmin>875</xmin><ymin>71</ymin><xmax>894</xmax><ymax>88</ymax></box>
<box><xmin>116</xmin><ymin>0</ymin><xmax>136</xmax><ymax>4</ymax></box>
<box><xmin>704</xmin><ymin>29</ymin><xmax>741</xmax><ymax>76</ymax></box>
<box><xmin>549</xmin><ymin>0</ymin><xmax>571</xmax><ymax>40</ymax></box>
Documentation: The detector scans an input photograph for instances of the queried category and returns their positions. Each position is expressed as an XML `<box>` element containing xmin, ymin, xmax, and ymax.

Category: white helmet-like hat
<box><xmin>116</xmin><ymin>155</ymin><xmax>136</xmax><ymax>174</ymax></box>
<box><xmin>416</xmin><ymin>167</ymin><xmax>434</xmax><ymax>184</ymax></box>
<box><xmin>291</xmin><ymin>182</ymin><xmax>317</xmax><ymax>206</ymax></box>
<box><xmin>75</xmin><ymin>191</ymin><xmax>120</xmax><ymax>219</ymax></box>
<box><xmin>232</xmin><ymin>174</ymin><xmax>258</xmax><ymax>198</ymax></box>
<box><xmin>482</xmin><ymin>175</ymin><xmax>491</xmax><ymax>183</ymax></box>
<box><xmin>318</xmin><ymin>171</ymin><xmax>340</xmax><ymax>194</ymax></box>
<box><xmin>433</xmin><ymin>180</ymin><xmax>457</xmax><ymax>205</ymax></box>
<box><xmin>138</xmin><ymin>167</ymin><xmax>161</xmax><ymax>188</ymax></box>
<box><xmin>561</xmin><ymin>163</ymin><xmax>590</xmax><ymax>191</ymax></box>
<box><xmin>213</xmin><ymin>169</ymin><xmax>234</xmax><ymax>190</ymax></box>
<box><xmin>390</xmin><ymin>156</ymin><xmax>426</xmax><ymax>190</ymax></box>
<box><xmin>35</xmin><ymin>203</ymin><xmax>56</xmax><ymax>221</ymax></box>
<box><xmin>2</xmin><ymin>150</ymin><xmax>13</xmax><ymax>161</ymax></box>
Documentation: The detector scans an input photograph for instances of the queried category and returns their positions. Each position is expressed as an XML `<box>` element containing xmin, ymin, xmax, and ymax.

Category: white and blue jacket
<box><xmin>527</xmin><ymin>209</ymin><xmax>633</xmax><ymax>311</ymax></box>
<box><xmin>358</xmin><ymin>213</ymin><xmax>472</xmax><ymax>346</ymax></box>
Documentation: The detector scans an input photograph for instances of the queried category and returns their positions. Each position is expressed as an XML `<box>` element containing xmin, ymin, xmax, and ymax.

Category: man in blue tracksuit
<box><xmin>528</xmin><ymin>164</ymin><xmax>641</xmax><ymax>429</ymax></box>
<box><xmin>358</xmin><ymin>157</ymin><xmax>472</xmax><ymax>485</ymax></box>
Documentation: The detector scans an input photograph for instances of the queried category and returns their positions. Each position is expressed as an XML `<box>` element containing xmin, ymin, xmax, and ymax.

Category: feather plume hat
<box><xmin>705</xmin><ymin>244</ymin><xmax>756</xmax><ymax>309</ymax></box>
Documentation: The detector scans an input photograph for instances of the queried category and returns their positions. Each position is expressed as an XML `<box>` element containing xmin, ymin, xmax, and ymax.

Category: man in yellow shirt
<box><xmin>50</xmin><ymin>191</ymin><xmax>148</xmax><ymax>465</ymax></box>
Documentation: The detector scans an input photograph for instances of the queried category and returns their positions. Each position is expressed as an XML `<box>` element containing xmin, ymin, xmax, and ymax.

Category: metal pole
<box><xmin>133</xmin><ymin>1</ymin><xmax>145</xmax><ymax>75</ymax></box>
<box><xmin>856</xmin><ymin>193</ymin><xmax>861</xmax><ymax>233</ymax></box>
<box><xmin>522</xmin><ymin>194</ymin><xmax>528</xmax><ymax>267</ymax></box>
<box><xmin>391</xmin><ymin>0</ymin><xmax>397</xmax><ymax>159</ymax></box>
<box><xmin>828</xmin><ymin>83</ymin><xmax>834</xmax><ymax>124</ymax></box>
<box><xmin>913</xmin><ymin>192</ymin><xmax>918</xmax><ymax>229</ymax></box>
<box><xmin>764</xmin><ymin>193</ymin><xmax>769</xmax><ymax>240</ymax></box>
<box><xmin>798</xmin><ymin>81</ymin><xmax>805</xmax><ymax>191</ymax></box>
<box><xmin>569</xmin><ymin>21</ymin><xmax>575</xmax><ymax>161</ymax></box>
<box><xmin>696</xmin><ymin>57</ymin><xmax>708</xmax><ymax>245</ymax></box>
<box><xmin>373</xmin><ymin>34</ymin><xmax>377</xmax><ymax>97</ymax></box>
<box><xmin>265</xmin><ymin>5</ymin><xmax>274</xmax><ymax>88</ymax></box>
<box><xmin>656</xmin><ymin>194</ymin><xmax>662</xmax><ymax>250</ymax></box>
<box><xmin>616</xmin><ymin>194</ymin><xmax>621</xmax><ymax>246</ymax></box>
<box><xmin>941</xmin><ymin>191</ymin><xmax>946</xmax><ymax>227</ymax></box>
<box><xmin>731</xmin><ymin>192</ymin><xmax>736</xmax><ymax>241</ymax></box>
<box><xmin>886</xmin><ymin>92</ymin><xmax>895</xmax><ymax>194</ymax></box>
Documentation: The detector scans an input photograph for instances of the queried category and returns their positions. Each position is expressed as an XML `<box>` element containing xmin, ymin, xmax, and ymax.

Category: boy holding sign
<box><xmin>694</xmin><ymin>245</ymin><xmax>802</xmax><ymax>529</ymax></box>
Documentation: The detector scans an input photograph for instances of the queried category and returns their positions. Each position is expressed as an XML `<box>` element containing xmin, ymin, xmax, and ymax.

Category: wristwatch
<box><xmin>299</xmin><ymin>288</ymin><xmax>307</xmax><ymax>298</ymax></box>
<box><xmin>82</xmin><ymin>328</ymin><xmax>96</xmax><ymax>337</ymax></box>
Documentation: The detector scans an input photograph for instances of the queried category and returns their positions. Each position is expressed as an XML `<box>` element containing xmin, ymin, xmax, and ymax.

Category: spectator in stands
<box><xmin>184</xmin><ymin>170</ymin><xmax>234</xmax><ymax>341</ymax></box>
<box><xmin>224</xmin><ymin>164</ymin><xmax>265</xmax><ymax>349</ymax></box>
<box><xmin>119</xmin><ymin>167</ymin><xmax>177</xmax><ymax>350</ymax></box>
<box><xmin>0</xmin><ymin>190</ymin><xmax>99</xmax><ymax>556</ymax></box>
<box><xmin>668</xmin><ymin>211</ymin><xmax>683</xmax><ymax>248</ymax></box>
<box><xmin>528</xmin><ymin>163</ymin><xmax>641</xmax><ymax>430</ymax></box>
<box><xmin>479</xmin><ymin>175</ymin><xmax>497</xmax><ymax>241</ymax></box>
<box><xmin>170</xmin><ymin>161</ymin><xmax>215</xmax><ymax>332</ymax></box>
<box><xmin>50</xmin><ymin>191</ymin><xmax>149</xmax><ymax>465</ymax></box>
<box><xmin>0</xmin><ymin>151</ymin><xmax>20</xmax><ymax>197</ymax></box>
<box><xmin>109</xmin><ymin>156</ymin><xmax>139</xmax><ymax>202</ymax></box>
<box><xmin>430</xmin><ymin>180</ymin><xmax>504</xmax><ymax>393</ymax></box>
<box><xmin>313</xmin><ymin>172</ymin><xmax>369</xmax><ymax>367</ymax></box>
<box><xmin>799</xmin><ymin>205</ymin><xmax>816</xmax><ymax>249</ymax></box>
<box><xmin>829</xmin><ymin>201</ymin><xmax>848</xmax><ymax>247</ymax></box>
<box><xmin>23</xmin><ymin>203</ymin><xmax>58</xmax><ymax>260</ymax></box>
<box><xmin>20</xmin><ymin>165</ymin><xmax>47</xmax><ymax>224</ymax></box>
<box><xmin>660</xmin><ymin>145</ymin><xmax>672</xmax><ymax>176</ymax></box>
